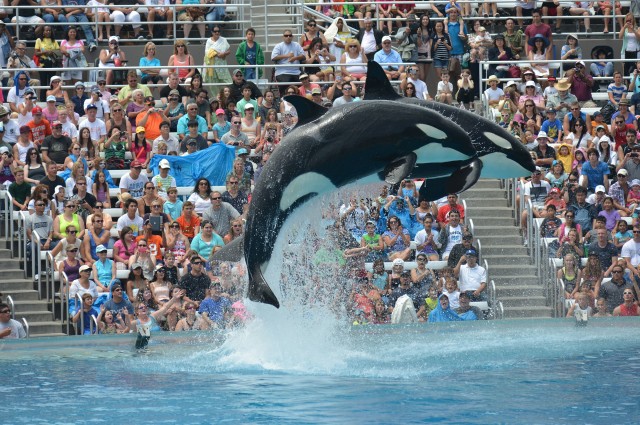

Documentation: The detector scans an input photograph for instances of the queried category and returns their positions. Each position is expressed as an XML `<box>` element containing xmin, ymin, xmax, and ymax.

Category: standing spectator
<box><xmin>271</xmin><ymin>30</ymin><xmax>305</xmax><ymax>97</ymax></box>
<box><xmin>226</xmin><ymin>68</ymin><xmax>262</xmax><ymax>104</ymax></box>
<box><xmin>567</xmin><ymin>61</ymin><xmax>596</xmax><ymax>108</ymax></box>
<box><xmin>62</xmin><ymin>0</ymin><xmax>98</xmax><ymax>52</ymax></box>
<box><xmin>454</xmin><ymin>249</ymin><xmax>487</xmax><ymax>301</ymax></box>
<box><xmin>203</xmin><ymin>26</ymin><xmax>232</xmax><ymax>98</ymax></box>
<box><xmin>235</xmin><ymin>27</ymin><xmax>264</xmax><ymax>81</ymax></box>
<box><xmin>599</xmin><ymin>265</ymin><xmax>634</xmax><ymax>314</ymax></box>
<box><xmin>524</xmin><ymin>9</ymin><xmax>553</xmax><ymax>50</ymax></box>
<box><xmin>357</xmin><ymin>17</ymin><xmax>384</xmax><ymax>61</ymax></box>
<box><xmin>438</xmin><ymin>209</ymin><xmax>466</xmax><ymax>259</ymax></box>
<box><xmin>520</xmin><ymin>168</ymin><xmax>551</xmax><ymax>246</ymax></box>
<box><xmin>221</xmin><ymin>176</ymin><xmax>248</xmax><ymax>216</ymax></box>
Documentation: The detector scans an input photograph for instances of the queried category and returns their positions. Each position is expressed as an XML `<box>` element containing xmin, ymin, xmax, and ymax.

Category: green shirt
<box><xmin>9</xmin><ymin>181</ymin><xmax>31</xmax><ymax>208</ymax></box>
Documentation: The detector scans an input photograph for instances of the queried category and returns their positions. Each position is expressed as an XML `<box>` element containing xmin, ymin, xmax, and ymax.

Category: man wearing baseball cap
<box><xmin>119</xmin><ymin>159</ymin><xmax>149</xmax><ymax>198</ymax></box>
<box><xmin>0</xmin><ymin>105</ymin><xmax>18</xmax><ymax>146</ymax></box>
<box><xmin>41</xmin><ymin>120</ymin><xmax>72</xmax><ymax>168</ymax></box>
<box><xmin>26</xmin><ymin>106</ymin><xmax>52</xmax><ymax>147</ymax></box>
<box><xmin>78</xmin><ymin>103</ymin><xmax>107</xmax><ymax>146</ymax></box>
<box><xmin>374</xmin><ymin>35</ymin><xmax>404</xmax><ymax>80</ymax></box>
<box><xmin>453</xmin><ymin>249</ymin><xmax>487</xmax><ymax>301</ymax></box>
<box><xmin>567</xmin><ymin>60</ymin><xmax>596</xmax><ymax>107</ymax></box>
<box><xmin>227</xmin><ymin>67</ymin><xmax>263</xmax><ymax>104</ymax></box>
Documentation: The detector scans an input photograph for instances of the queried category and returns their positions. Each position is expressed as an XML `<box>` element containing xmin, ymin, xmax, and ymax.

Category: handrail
<box><xmin>489</xmin><ymin>279</ymin><xmax>497</xmax><ymax>317</ymax></box>
<box><xmin>467</xmin><ymin>218</ymin><xmax>475</xmax><ymax>237</ymax></box>
<box><xmin>526</xmin><ymin>199</ymin><xmax>533</xmax><ymax>260</ymax></box>
<box><xmin>4</xmin><ymin>191</ymin><xmax>15</xmax><ymax>260</ymax></box>
<box><xmin>90</xmin><ymin>314</ymin><xmax>98</xmax><ymax>335</ymax></box>
<box><xmin>65</xmin><ymin>272</ymin><xmax>71</xmax><ymax>335</ymax></box>
<box><xmin>75</xmin><ymin>293</ymin><xmax>83</xmax><ymax>336</ymax></box>
<box><xmin>21</xmin><ymin>317</ymin><xmax>29</xmax><ymax>338</ymax></box>
<box><xmin>476</xmin><ymin>238</ymin><xmax>482</xmax><ymax>264</ymax></box>
<box><xmin>557</xmin><ymin>278</ymin><xmax>566</xmax><ymax>318</ymax></box>
<box><xmin>6</xmin><ymin>294</ymin><xmax>15</xmax><ymax>320</ymax></box>
<box><xmin>497</xmin><ymin>301</ymin><xmax>504</xmax><ymax>320</ymax></box>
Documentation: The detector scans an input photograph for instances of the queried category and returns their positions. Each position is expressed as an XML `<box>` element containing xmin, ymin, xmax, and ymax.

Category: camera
<box><xmin>266</xmin><ymin>136</ymin><xmax>273</xmax><ymax>143</ymax></box>
<box><xmin>10</xmin><ymin>52</ymin><xmax>18</xmax><ymax>59</ymax></box>
<box><xmin>631</xmin><ymin>153</ymin><xmax>639</xmax><ymax>158</ymax></box>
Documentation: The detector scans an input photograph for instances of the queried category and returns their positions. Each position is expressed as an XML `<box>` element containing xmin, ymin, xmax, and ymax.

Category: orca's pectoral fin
<box><xmin>364</xmin><ymin>60</ymin><xmax>402</xmax><ymax>101</ymax></box>
<box><xmin>381</xmin><ymin>153</ymin><xmax>417</xmax><ymax>184</ymax></box>
<box><xmin>212</xmin><ymin>237</ymin><xmax>244</xmax><ymax>263</ymax></box>
<box><xmin>418</xmin><ymin>158</ymin><xmax>482</xmax><ymax>201</ymax></box>
<box><xmin>284</xmin><ymin>95</ymin><xmax>328</xmax><ymax>126</ymax></box>
<box><xmin>248</xmin><ymin>268</ymin><xmax>280</xmax><ymax>308</ymax></box>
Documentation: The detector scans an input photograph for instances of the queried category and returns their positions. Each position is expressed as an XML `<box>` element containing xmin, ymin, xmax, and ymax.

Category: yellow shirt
<box><xmin>118</xmin><ymin>84</ymin><xmax>153</xmax><ymax>109</ymax></box>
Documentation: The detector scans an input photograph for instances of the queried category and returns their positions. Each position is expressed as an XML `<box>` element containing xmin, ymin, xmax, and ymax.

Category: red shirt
<box><xmin>177</xmin><ymin>214</ymin><xmax>201</xmax><ymax>239</ymax></box>
<box><xmin>524</xmin><ymin>23</ymin><xmax>552</xmax><ymax>52</ymax></box>
<box><xmin>437</xmin><ymin>203</ymin><xmax>465</xmax><ymax>225</ymax></box>
<box><xmin>614</xmin><ymin>123</ymin><xmax>634</xmax><ymax>151</ymax></box>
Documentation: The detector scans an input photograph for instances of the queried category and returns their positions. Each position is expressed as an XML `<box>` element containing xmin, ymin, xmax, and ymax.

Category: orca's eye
<box><xmin>483</xmin><ymin>132</ymin><xmax>512</xmax><ymax>150</ymax></box>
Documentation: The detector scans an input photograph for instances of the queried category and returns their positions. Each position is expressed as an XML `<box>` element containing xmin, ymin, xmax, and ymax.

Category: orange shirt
<box><xmin>136</xmin><ymin>234</ymin><xmax>163</xmax><ymax>261</ymax></box>
<box><xmin>136</xmin><ymin>111</ymin><xmax>163</xmax><ymax>140</ymax></box>
<box><xmin>27</xmin><ymin>119</ymin><xmax>52</xmax><ymax>146</ymax></box>
<box><xmin>177</xmin><ymin>214</ymin><xmax>201</xmax><ymax>239</ymax></box>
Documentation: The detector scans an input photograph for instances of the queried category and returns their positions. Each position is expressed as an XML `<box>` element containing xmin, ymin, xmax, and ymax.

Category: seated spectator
<box><xmin>126</xmin><ymin>262</ymin><xmax>151</xmax><ymax>299</ymax></box>
<box><xmin>9</xmin><ymin>166</ymin><xmax>31</xmax><ymax>212</ymax></box>
<box><xmin>221</xmin><ymin>176</ymin><xmax>249</xmax><ymax>216</ymax></box>
<box><xmin>546</xmin><ymin>79</ymin><xmax>577</xmax><ymax>123</ymax></box>
<box><xmin>581</xmin><ymin>148</ymin><xmax>610</xmax><ymax>193</ymax></box>
<box><xmin>520</xmin><ymin>168</ymin><xmax>551</xmax><ymax>245</ymax></box>
<box><xmin>72</xmin><ymin>293</ymin><xmax>99</xmax><ymax>335</ymax></box>
<box><xmin>436</xmin><ymin>193</ymin><xmax>465</xmax><ymax>226</ymax></box>
<box><xmin>163</xmin><ymin>188</ymin><xmax>184</xmax><ymax>222</ymax></box>
<box><xmin>438</xmin><ymin>209</ymin><xmax>466</xmax><ymax>260</ymax></box>
<box><xmin>487</xmin><ymin>34</ymin><xmax>514</xmax><ymax>79</ymax></box>
<box><xmin>428</xmin><ymin>294</ymin><xmax>462</xmax><ymax>322</ymax></box>
<box><xmin>0</xmin><ymin>302</ymin><xmax>25</xmax><ymax>338</ymax></box>
<box><xmin>91</xmin><ymin>245</ymin><xmax>116</xmax><ymax>290</ymax></box>
<box><xmin>557</xmin><ymin>253</ymin><xmax>581</xmax><ymax>298</ymax></box>
<box><xmin>590</xmin><ymin>48</ymin><xmax>614</xmax><ymax>80</ymax></box>
<box><xmin>456</xmin><ymin>292</ymin><xmax>481</xmax><ymax>320</ymax></box>
<box><xmin>81</xmin><ymin>211</ymin><xmax>110</xmax><ymax>264</ymax></box>
<box><xmin>484</xmin><ymin>75</ymin><xmax>504</xmax><ymax>108</ymax></box>
<box><xmin>191</xmin><ymin>220</ymin><xmax>224</xmax><ymax>259</ymax></box>
<box><xmin>560</xmin><ymin>34</ymin><xmax>582</xmax><ymax>72</ymax></box>
<box><xmin>446</xmin><ymin>232</ymin><xmax>478</xmax><ymax>269</ymax></box>
<box><xmin>178</xmin><ymin>254</ymin><xmax>211</xmax><ymax>302</ymax></box>
<box><xmin>566</xmin><ymin>292</ymin><xmax>593</xmax><ymax>320</ymax></box>
<box><xmin>611</xmin><ymin>99</ymin><xmax>637</xmax><ymax>130</ymax></box>
<box><xmin>414</xmin><ymin>215</ymin><xmax>440</xmax><ymax>261</ymax></box>
<box><xmin>176</xmin><ymin>201</ymin><xmax>201</xmax><ymax>240</ymax></box>
<box><xmin>568</xmin><ymin>186</ymin><xmax>598</xmax><ymax>236</ymax></box>
<box><xmin>454</xmin><ymin>248</ymin><xmax>487</xmax><ymax>301</ymax></box>
<box><xmin>117</xmin><ymin>198</ymin><xmax>144</xmax><ymax>236</ymax></box>
<box><xmin>613</xmin><ymin>288</ymin><xmax>640</xmax><ymax>316</ymax></box>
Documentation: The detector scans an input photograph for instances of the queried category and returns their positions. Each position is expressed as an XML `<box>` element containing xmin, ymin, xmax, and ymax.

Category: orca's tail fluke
<box><xmin>212</xmin><ymin>237</ymin><xmax>280</xmax><ymax>309</ymax></box>
<box><xmin>247</xmin><ymin>269</ymin><xmax>280</xmax><ymax>309</ymax></box>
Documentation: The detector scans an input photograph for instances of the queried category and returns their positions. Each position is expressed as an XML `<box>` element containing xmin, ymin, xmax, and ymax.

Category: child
<box><xmin>592</xmin><ymin>297</ymin><xmax>612</xmax><ymax>317</ymax></box>
<box><xmin>417</xmin><ymin>285</ymin><xmax>439</xmax><ymax>321</ymax></box>
<box><xmin>8</xmin><ymin>167</ymin><xmax>30</xmax><ymax>211</ymax></box>
<box><xmin>627</xmin><ymin>179</ymin><xmax>640</xmax><ymax>211</ymax></box>
<box><xmin>592</xmin><ymin>125</ymin><xmax>608</xmax><ymax>146</ymax></box>
<box><xmin>543</xmin><ymin>76</ymin><xmax>558</xmax><ymax>100</ymax></box>
<box><xmin>521</xmin><ymin>130</ymin><xmax>538</xmax><ymax>151</ymax></box>
<box><xmin>456</xmin><ymin>69</ymin><xmax>475</xmax><ymax>108</ymax></box>
<box><xmin>599</xmin><ymin>196</ymin><xmax>621</xmax><ymax>232</ymax></box>
<box><xmin>556</xmin><ymin>144</ymin><xmax>573</xmax><ymax>175</ymax></box>
<box><xmin>212</xmin><ymin>108</ymin><xmax>230</xmax><ymax>143</ymax></box>
<box><xmin>444</xmin><ymin>3</ymin><xmax>466</xmax><ymax>36</ymax></box>
<box><xmin>566</xmin><ymin>292</ymin><xmax>593</xmax><ymax>320</ymax></box>
<box><xmin>540</xmin><ymin>108</ymin><xmax>563</xmax><ymax>142</ymax></box>
<box><xmin>540</xmin><ymin>204</ymin><xmax>562</xmax><ymax>237</ymax></box>
<box><xmin>545</xmin><ymin>189</ymin><xmax>567</xmax><ymax>216</ymax></box>
<box><xmin>590</xmin><ymin>47</ymin><xmax>614</xmax><ymax>76</ymax></box>
<box><xmin>591</xmin><ymin>114</ymin><xmax>610</xmax><ymax>137</ymax></box>
<box><xmin>613</xmin><ymin>219</ymin><xmax>632</xmax><ymax>253</ymax></box>
<box><xmin>442</xmin><ymin>278</ymin><xmax>460</xmax><ymax>309</ymax></box>
<box><xmin>572</xmin><ymin>148</ymin><xmax>587</xmax><ymax>173</ymax></box>
<box><xmin>163</xmin><ymin>187</ymin><xmax>183</xmax><ymax>221</ymax></box>
<box><xmin>436</xmin><ymin>72</ymin><xmax>454</xmax><ymax>105</ymax></box>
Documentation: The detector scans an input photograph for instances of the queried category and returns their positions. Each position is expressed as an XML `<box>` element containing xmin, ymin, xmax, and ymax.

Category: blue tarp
<box><xmin>148</xmin><ymin>143</ymin><xmax>237</xmax><ymax>187</ymax></box>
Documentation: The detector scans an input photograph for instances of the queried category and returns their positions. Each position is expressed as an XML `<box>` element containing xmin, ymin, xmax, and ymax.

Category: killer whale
<box><xmin>214</xmin><ymin>100</ymin><xmax>481</xmax><ymax>308</ymax></box>
<box><xmin>363</xmin><ymin>60</ymin><xmax>536</xmax><ymax>188</ymax></box>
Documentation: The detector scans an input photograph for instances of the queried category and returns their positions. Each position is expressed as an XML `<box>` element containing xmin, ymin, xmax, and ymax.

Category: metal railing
<box><xmin>6</xmin><ymin>294</ymin><xmax>15</xmax><ymax>320</ymax></box>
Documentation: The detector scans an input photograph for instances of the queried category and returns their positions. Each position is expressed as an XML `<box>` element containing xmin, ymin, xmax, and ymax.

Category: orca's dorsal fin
<box><xmin>247</xmin><ymin>268</ymin><xmax>280</xmax><ymax>309</ymax></box>
<box><xmin>381</xmin><ymin>153</ymin><xmax>417</xmax><ymax>184</ymax></box>
<box><xmin>284</xmin><ymin>95</ymin><xmax>327</xmax><ymax>126</ymax></box>
<box><xmin>364</xmin><ymin>60</ymin><xmax>402</xmax><ymax>101</ymax></box>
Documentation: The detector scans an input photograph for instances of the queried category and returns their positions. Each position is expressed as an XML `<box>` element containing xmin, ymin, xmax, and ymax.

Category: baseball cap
<box><xmin>244</xmin><ymin>103</ymin><xmax>255</xmax><ymax>110</ymax></box>
<box><xmin>311</xmin><ymin>87</ymin><xmax>322</xmax><ymax>95</ymax></box>
<box><xmin>96</xmin><ymin>244</ymin><xmax>107</xmax><ymax>253</ymax></box>
<box><xmin>465</xmin><ymin>249</ymin><xmax>478</xmax><ymax>257</ymax></box>
<box><xmin>86</xmin><ymin>104</ymin><xmax>98</xmax><ymax>110</ymax></box>
<box><xmin>546</xmin><ymin>108</ymin><xmax>556</xmax><ymax>114</ymax></box>
<box><xmin>525</xmin><ymin>81</ymin><xmax>536</xmax><ymax>88</ymax></box>
<box><xmin>0</xmin><ymin>146</ymin><xmax>9</xmax><ymax>154</ymax></box>
<box><xmin>52</xmin><ymin>120</ymin><xmax>62</xmax><ymax>127</ymax></box>
<box><xmin>19</xmin><ymin>125</ymin><xmax>31</xmax><ymax>134</ymax></box>
<box><xmin>392</xmin><ymin>258</ymin><xmax>404</xmax><ymax>266</ymax></box>
<box><xmin>595</xmin><ymin>185</ymin><xmax>606</xmax><ymax>193</ymax></box>
<box><xmin>215</xmin><ymin>108</ymin><xmax>225</xmax><ymax>115</ymax></box>
<box><xmin>90</xmin><ymin>85</ymin><xmax>102</xmax><ymax>95</ymax></box>
<box><xmin>130</xmin><ymin>160</ymin><xmax>142</xmax><ymax>168</ymax></box>
<box><xmin>32</xmin><ymin>106</ymin><xmax>42</xmax><ymax>115</ymax></box>
<box><xmin>159</xmin><ymin>159</ymin><xmax>171</xmax><ymax>169</ymax></box>
<box><xmin>79</xmin><ymin>265</ymin><xmax>91</xmax><ymax>273</ymax></box>
<box><xmin>169</xmin><ymin>89</ymin><xmax>180</xmax><ymax>96</ymax></box>
<box><xmin>136</xmin><ymin>126</ymin><xmax>146</xmax><ymax>134</ymax></box>
<box><xmin>619</xmin><ymin>169</ymin><xmax>629</xmax><ymax>176</ymax></box>
<box><xmin>382</xmin><ymin>35</ymin><xmax>392</xmax><ymax>43</ymax></box>
<box><xmin>233</xmin><ymin>68</ymin><xmax>243</xmax><ymax>75</ymax></box>
<box><xmin>237</xmin><ymin>148</ymin><xmax>248</xmax><ymax>155</ymax></box>
<box><xmin>74</xmin><ymin>81</ymin><xmax>85</xmax><ymax>88</ymax></box>
<box><xmin>46</xmin><ymin>95</ymin><xmax>56</xmax><ymax>102</ymax></box>
<box><xmin>550</xmin><ymin>187</ymin><xmax>561</xmax><ymax>194</ymax></box>
<box><xmin>299</xmin><ymin>73</ymin><xmax>309</xmax><ymax>80</ymax></box>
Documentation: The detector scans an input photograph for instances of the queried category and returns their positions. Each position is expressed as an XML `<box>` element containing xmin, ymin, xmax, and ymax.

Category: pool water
<box><xmin>2</xmin><ymin>317</ymin><xmax>639</xmax><ymax>424</ymax></box>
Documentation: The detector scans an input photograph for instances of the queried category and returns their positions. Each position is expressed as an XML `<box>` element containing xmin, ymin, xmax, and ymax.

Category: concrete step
<box><xmin>484</xmin><ymin>255</ymin><xmax>533</xmax><ymax>266</ymax></box>
<box><xmin>1</xmin><ymin>289</ymin><xmax>40</xmax><ymax>301</ymax></box>
<box><xmin>489</xmin><ymin>265</ymin><xmax>538</xmax><ymax>277</ymax></box>
<box><xmin>481</xmin><ymin>246</ymin><xmax>529</xmax><ymax>256</ymax></box>
<box><xmin>494</xmin><ymin>276</ymin><xmax>540</xmax><ymax>286</ymax></box>
<box><xmin>503</xmin><ymin>306</ymin><xmax>554</xmax><ymax>318</ymax></box>
<box><xmin>471</xmin><ymin>217</ymin><xmax>517</xmax><ymax>227</ymax></box>
<box><xmin>0</xmin><ymin>258</ymin><xmax>23</xmax><ymax>268</ymax></box>
<box><xmin>472</xmin><ymin>226</ymin><xmax>521</xmax><ymax>237</ymax></box>
<box><xmin>464</xmin><ymin>197</ymin><xmax>510</xmax><ymax>208</ymax></box>
<box><xmin>14</xmin><ymin>311</ymin><xmax>54</xmax><ymax>322</ymax></box>
<box><xmin>2</xmin><ymin>269</ymin><xmax>29</xmax><ymax>279</ymax></box>
<box><xmin>475</xmin><ymin>235</ymin><xmax>525</xmax><ymax>246</ymax></box>
<box><xmin>499</xmin><ymin>296</ymin><xmax>547</xmax><ymax>307</ymax></box>
<box><xmin>32</xmin><ymin>333</ymin><xmax>67</xmax><ymax>338</ymax></box>
<box><xmin>467</xmin><ymin>179</ymin><xmax>503</xmax><ymax>189</ymax></box>
<box><xmin>0</xmin><ymin>279</ymin><xmax>35</xmax><ymax>291</ymax></box>
<box><xmin>495</xmin><ymin>285</ymin><xmax>545</xmax><ymax>298</ymax></box>
<box><xmin>465</xmin><ymin>207</ymin><xmax>514</xmax><ymax>219</ymax></box>
<box><xmin>461</xmin><ymin>189</ymin><xmax>507</xmax><ymax>199</ymax></box>
<box><xmin>13</xmin><ymin>300</ymin><xmax>50</xmax><ymax>311</ymax></box>
<box><xmin>26</xmin><ymin>321</ymin><xmax>64</xmax><ymax>335</ymax></box>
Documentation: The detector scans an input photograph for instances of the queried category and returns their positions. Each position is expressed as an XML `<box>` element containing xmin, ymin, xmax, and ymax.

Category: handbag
<box><xmin>508</xmin><ymin>65</ymin><xmax>522</xmax><ymax>78</ymax></box>
<box><xmin>36</xmin><ymin>52</ymin><xmax>61</xmax><ymax>68</ymax></box>
<box><xmin>600</xmin><ymin>102</ymin><xmax>617</xmax><ymax>122</ymax></box>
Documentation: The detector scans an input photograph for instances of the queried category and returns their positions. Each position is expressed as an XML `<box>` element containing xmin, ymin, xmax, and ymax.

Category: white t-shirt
<box><xmin>68</xmin><ymin>279</ymin><xmax>99</xmax><ymax>301</ymax></box>
<box><xmin>459</xmin><ymin>263</ymin><xmax>487</xmax><ymax>292</ymax></box>
<box><xmin>408</xmin><ymin>77</ymin><xmax>429</xmax><ymax>100</ymax></box>
<box><xmin>0</xmin><ymin>319</ymin><xmax>26</xmax><ymax>338</ymax></box>
<box><xmin>119</xmin><ymin>172</ymin><xmax>149</xmax><ymax>198</ymax></box>
<box><xmin>152</xmin><ymin>134</ymin><xmax>180</xmax><ymax>154</ymax></box>
<box><xmin>83</xmin><ymin>98</ymin><xmax>110</xmax><ymax>120</ymax></box>
<box><xmin>116</xmin><ymin>214</ymin><xmax>144</xmax><ymax>236</ymax></box>
<box><xmin>61</xmin><ymin>121</ymin><xmax>79</xmax><ymax>142</ymax></box>
<box><xmin>484</xmin><ymin>86</ymin><xmax>504</xmax><ymax>102</ymax></box>
<box><xmin>444</xmin><ymin>224</ymin><xmax>463</xmax><ymax>256</ymax></box>
<box><xmin>2</xmin><ymin>118</ymin><xmax>19</xmax><ymax>145</ymax></box>
<box><xmin>78</xmin><ymin>118</ymin><xmax>107</xmax><ymax>143</ymax></box>
<box><xmin>621</xmin><ymin>239</ymin><xmax>640</xmax><ymax>267</ymax></box>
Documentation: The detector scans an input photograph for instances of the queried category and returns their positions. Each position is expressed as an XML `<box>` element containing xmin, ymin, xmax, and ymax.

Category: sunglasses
<box><xmin>211</xmin><ymin>197</ymin><xmax>221</xmax><ymax>200</ymax></box>
<box><xmin>192</xmin><ymin>261</ymin><xmax>202</xmax><ymax>265</ymax></box>
<box><xmin>613</xmin><ymin>270</ymin><xmax>623</xmax><ymax>273</ymax></box>
<box><xmin>283</xmin><ymin>34</ymin><xmax>293</xmax><ymax>37</ymax></box>
<box><xmin>95</xmin><ymin>205</ymin><xmax>103</xmax><ymax>209</ymax></box>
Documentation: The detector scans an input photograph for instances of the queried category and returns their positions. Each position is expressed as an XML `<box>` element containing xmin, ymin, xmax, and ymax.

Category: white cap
<box><xmin>392</xmin><ymin>258</ymin><xmax>404</xmax><ymax>266</ymax></box>
<box><xmin>382</xmin><ymin>35</ymin><xmax>392</xmax><ymax>43</ymax></box>
<box><xmin>598</xmin><ymin>135</ymin><xmax>611</xmax><ymax>144</ymax></box>
<box><xmin>595</xmin><ymin>185</ymin><xmax>606</xmax><ymax>193</ymax></box>
<box><xmin>525</xmin><ymin>81</ymin><xmax>536</xmax><ymax>88</ymax></box>
<box><xmin>54</xmin><ymin>185</ymin><xmax>65</xmax><ymax>194</ymax></box>
<box><xmin>159</xmin><ymin>159</ymin><xmax>171</xmax><ymax>169</ymax></box>
<box><xmin>536</xmin><ymin>131</ymin><xmax>549</xmax><ymax>140</ymax></box>
<box><xmin>505</xmin><ymin>80</ymin><xmax>517</xmax><ymax>88</ymax></box>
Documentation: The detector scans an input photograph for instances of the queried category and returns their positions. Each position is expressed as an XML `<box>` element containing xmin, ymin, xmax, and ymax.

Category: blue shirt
<box><xmin>373</xmin><ymin>48</ymin><xmax>403</xmax><ymax>71</ymax></box>
<box><xmin>447</xmin><ymin>22</ymin><xmax>468</xmax><ymax>55</ymax></box>
<box><xmin>608</xmin><ymin>83</ymin><xmax>626</xmax><ymax>104</ymax></box>
<box><xmin>177</xmin><ymin>115</ymin><xmax>208</xmax><ymax>137</ymax></box>
<box><xmin>540</xmin><ymin>118</ymin><xmax>563</xmax><ymax>142</ymax></box>
<box><xmin>198</xmin><ymin>296</ymin><xmax>231</xmax><ymax>322</ymax></box>
<box><xmin>581</xmin><ymin>160</ymin><xmax>610</xmax><ymax>190</ymax></box>
<box><xmin>213</xmin><ymin>121</ymin><xmax>231</xmax><ymax>140</ymax></box>
<box><xmin>163</xmin><ymin>199</ymin><xmax>183</xmax><ymax>220</ymax></box>
<box><xmin>139</xmin><ymin>57</ymin><xmax>160</xmax><ymax>79</ymax></box>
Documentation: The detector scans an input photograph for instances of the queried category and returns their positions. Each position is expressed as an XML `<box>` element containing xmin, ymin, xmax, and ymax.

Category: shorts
<box><xmin>178</xmin><ymin>11</ymin><xmax>204</xmax><ymax>22</ymax></box>
<box><xmin>62</xmin><ymin>70</ymin><xmax>83</xmax><ymax>81</ymax></box>
<box><xmin>434</xmin><ymin>58</ymin><xmax>449</xmax><ymax>69</ymax></box>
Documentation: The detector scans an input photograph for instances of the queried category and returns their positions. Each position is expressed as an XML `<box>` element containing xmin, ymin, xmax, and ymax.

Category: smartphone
<box><xmin>336</xmin><ymin>75</ymin><xmax>342</xmax><ymax>82</ymax></box>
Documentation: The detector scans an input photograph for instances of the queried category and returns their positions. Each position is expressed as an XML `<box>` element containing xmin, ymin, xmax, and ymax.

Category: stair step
<box><xmin>462</xmin><ymin>189</ymin><xmax>507</xmax><ymax>199</ymax></box>
<box><xmin>498</xmin><ymin>296</ymin><xmax>547</xmax><ymax>307</ymax></box>
<box><xmin>0</xmin><ymin>279</ymin><xmax>35</xmax><ymax>291</ymax></box>
<box><xmin>471</xmin><ymin>217</ymin><xmax>517</xmax><ymax>227</ymax></box>
<box><xmin>32</xmin><ymin>333</ymin><xmax>67</xmax><ymax>338</ymax></box>
<box><xmin>0</xmin><ymin>289</ymin><xmax>40</xmax><ymax>301</ymax></box>
<box><xmin>13</xmin><ymin>300</ymin><xmax>50</xmax><ymax>311</ymax></box>
<box><xmin>466</xmin><ymin>208</ymin><xmax>514</xmax><ymax>218</ymax></box>
<box><xmin>464</xmin><ymin>198</ymin><xmax>509</xmax><ymax>208</ymax></box>
<box><xmin>26</xmin><ymin>321</ymin><xmax>64</xmax><ymax>335</ymax></box>
<box><xmin>468</xmin><ymin>179</ymin><xmax>503</xmax><ymax>189</ymax></box>
<box><xmin>475</xmin><ymin>235</ymin><xmax>524</xmax><ymax>245</ymax></box>
<box><xmin>484</xmin><ymin>255</ymin><xmax>532</xmax><ymax>266</ymax></box>
<box><xmin>503</xmin><ymin>306</ymin><xmax>554</xmax><ymax>318</ymax></box>
<box><xmin>472</xmin><ymin>226</ymin><xmax>521</xmax><ymax>237</ymax></box>
<box><xmin>13</xmin><ymin>311</ymin><xmax>54</xmax><ymax>322</ymax></box>
<box><xmin>489</xmin><ymin>265</ymin><xmax>538</xmax><ymax>277</ymax></box>
<box><xmin>494</xmin><ymin>277</ymin><xmax>540</xmax><ymax>286</ymax></box>
<box><xmin>495</xmin><ymin>285</ymin><xmax>545</xmax><ymax>297</ymax></box>
<box><xmin>481</xmin><ymin>246</ymin><xmax>529</xmax><ymax>256</ymax></box>
<box><xmin>2</xmin><ymin>269</ymin><xmax>30</xmax><ymax>279</ymax></box>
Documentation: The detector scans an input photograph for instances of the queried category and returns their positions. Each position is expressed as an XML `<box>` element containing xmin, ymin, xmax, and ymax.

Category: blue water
<box><xmin>1</xmin><ymin>318</ymin><xmax>640</xmax><ymax>424</ymax></box>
